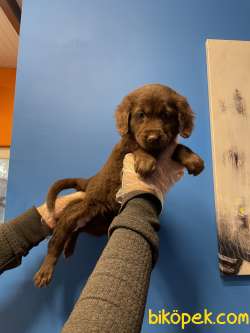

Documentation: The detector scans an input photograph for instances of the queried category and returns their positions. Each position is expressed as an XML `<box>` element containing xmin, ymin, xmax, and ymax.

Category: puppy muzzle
<box><xmin>142</xmin><ymin>130</ymin><xmax>168</xmax><ymax>150</ymax></box>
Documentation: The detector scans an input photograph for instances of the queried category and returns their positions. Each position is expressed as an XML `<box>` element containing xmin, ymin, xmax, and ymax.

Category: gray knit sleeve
<box><xmin>0</xmin><ymin>207</ymin><xmax>51</xmax><ymax>273</ymax></box>
<box><xmin>62</xmin><ymin>196</ymin><xmax>160</xmax><ymax>333</ymax></box>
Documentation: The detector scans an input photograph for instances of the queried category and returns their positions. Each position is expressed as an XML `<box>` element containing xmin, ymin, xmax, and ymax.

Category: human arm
<box><xmin>61</xmin><ymin>195</ymin><xmax>159</xmax><ymax>333</ymax></box>
<box><xmin>0</xmin><ymin>192</ymin><xmax>85</xmax><ymax>273</ymax></box>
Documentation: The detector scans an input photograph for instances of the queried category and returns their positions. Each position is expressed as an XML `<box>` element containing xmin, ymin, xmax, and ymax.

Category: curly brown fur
<box><xmin>34</xmin><ymin>83</ymin><xmax>204</xmax><ymax>288</ymax></box>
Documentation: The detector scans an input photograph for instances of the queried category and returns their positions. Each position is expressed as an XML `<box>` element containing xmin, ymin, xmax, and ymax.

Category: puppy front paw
<box><xmin>134</xmin><ymin>155</ymin><xmax>156</xmax><ymax>177</ymax></box>
<box><xmin>185</xmin><ymin>155</ymin><xmax>204</xmax><ymax>176</ymax></box>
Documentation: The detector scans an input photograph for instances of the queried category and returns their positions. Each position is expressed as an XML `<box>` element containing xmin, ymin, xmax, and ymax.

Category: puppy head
<box><xmin>115</xmin><ymin>84</ymin><xmax>194</xmax><ymax>152</ymax></box>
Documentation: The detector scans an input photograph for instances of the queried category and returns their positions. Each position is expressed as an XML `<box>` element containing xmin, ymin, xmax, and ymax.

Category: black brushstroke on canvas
<box><xmin>233</xmin><ymin>89</ymin><xmax>246</xmax><ymax>116</ymax></box>
<box><xmin>227</xmin><ymin>148</ymin><xmax>243</xmax><ymax>168</ymax></box>
<box><xmin>218</xmin><ymin>253</ymin><xmax>243</xmax><ymax>275</ymax></box>
<box><xmin>239</xmin><ymin>213</ymin><xmax>249</xmax><ymax>230</ymax></box>
<box><xmin>219</xmin><ymin>99</ymin><xmax>226</xmax><ymax>112</ymax></box>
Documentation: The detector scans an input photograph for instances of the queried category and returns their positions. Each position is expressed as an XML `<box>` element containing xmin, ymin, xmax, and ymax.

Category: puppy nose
<box><xmin>147</xmin><ymin>134</ymin><xmax>160</xmax><ymax>143</ymax></box>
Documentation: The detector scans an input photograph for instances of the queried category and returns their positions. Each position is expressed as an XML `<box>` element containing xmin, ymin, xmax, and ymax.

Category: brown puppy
<box><xmin>34</xmin><ymin>83</ymin><xmax>204</xmax><ymax>287</ymax></box>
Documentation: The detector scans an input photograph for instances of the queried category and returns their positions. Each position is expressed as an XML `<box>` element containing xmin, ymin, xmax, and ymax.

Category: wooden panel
<box><xmin>0</xmin><ymin>7</ymin><xmax>19</xmax><ymax>67</ymax></box>
<box><xmin>206</xmin><ymin>39</ymin><xmax>250</xmax><ymax>275</ymax></box>
<box><xmin>0</xmin><ymin>0</ymin><xmax>21</xmax><ymax>34</ymax></box>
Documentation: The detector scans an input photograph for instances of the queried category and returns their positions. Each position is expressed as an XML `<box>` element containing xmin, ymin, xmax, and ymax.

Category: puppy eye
<box><xmin>160</xmin><ymin>112</ymin><xmax>170</xmax><ymax>120</ymax></box>
<box><xmin>136</xmin><ymin>111</ymin><xmax>145</xmax><ymax>119</ymax></box>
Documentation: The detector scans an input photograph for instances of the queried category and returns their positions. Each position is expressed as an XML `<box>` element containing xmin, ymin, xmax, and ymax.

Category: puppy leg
<box><xmin>34</xmin><ymin>219</ymin><xmax>76</xmax><ymax>288</ymax></box>
<box><xmin>134</xmin><ymin>149</ymin><xmax>156</xmax><ymax>176</ymax></box>
<box><xmin>63</xmin><ymin>211</ymin><xmax>110</xmax><ymax>258</ymax></box>
<box><xmin>63</xmin><ymin>231</ymin><xmax>79</xmax><ymax>258</ymax></box>
<box><xmin>172</xmin><ymin>144</ymin><xmax>204</xmax><ymax>175</ymax></box>
<box><xmin>33</xmin><ymin>200</ymin><xmax>90</xmax><ymax>288</ymax></box>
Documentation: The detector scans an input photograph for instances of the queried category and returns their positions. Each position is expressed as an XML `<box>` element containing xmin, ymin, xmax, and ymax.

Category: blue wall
<box><xmin>1</xmin><ymin>1</ymin><xmax>250</xmax><ymax>332</ymax></box>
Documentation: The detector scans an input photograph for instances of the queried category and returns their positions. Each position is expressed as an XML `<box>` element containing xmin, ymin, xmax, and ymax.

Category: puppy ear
<box><xmin>115</xmin><ymin>96</ymin><xmax>133</xmax><ymax>136</ymax></box>
<box><xmin>176</xmin><ymin>97</ymin><xmax>195</xmax><ymax>138</ymax></box>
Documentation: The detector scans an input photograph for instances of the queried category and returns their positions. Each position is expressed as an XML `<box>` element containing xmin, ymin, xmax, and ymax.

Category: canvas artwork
<box><xmin>0</xmin><ymin>158</ymin><xmax>9</xmax><ymax>223</ymax></box>
<box><xmin>206</xmin><ymin>39</ymin><xmax>250</xmax><ymax>275</ymax></box>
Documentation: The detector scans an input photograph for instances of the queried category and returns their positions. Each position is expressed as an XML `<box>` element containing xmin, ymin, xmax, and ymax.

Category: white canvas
<box><xmin>206</xmin><ymin>39</ymin><xmax>250</xmax><ymax>275</ymax></box>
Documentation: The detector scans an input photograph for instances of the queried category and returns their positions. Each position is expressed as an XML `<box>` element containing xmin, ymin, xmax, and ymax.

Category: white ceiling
<box><xmin>0</xmin><ymin>7</ymin><xmax>19</xmax><ymax>68</ymax></box>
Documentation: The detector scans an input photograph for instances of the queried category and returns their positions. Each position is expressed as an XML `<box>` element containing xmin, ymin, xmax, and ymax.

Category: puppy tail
<box><xmin>46</xmin><ymin>178</ymin><xmax>89</xmax><ymax>213</ymax></box>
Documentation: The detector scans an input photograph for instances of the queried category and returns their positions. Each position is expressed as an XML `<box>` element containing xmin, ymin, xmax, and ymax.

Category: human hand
<box><xmin>116</xmin><ymin>140</ymin><xmax>184</xmax><ymax>211</ymax></box>
<box><xmin>37</xmin><ymin>191</ymin><xmax>86</xmax><ymax>229</ymax></box>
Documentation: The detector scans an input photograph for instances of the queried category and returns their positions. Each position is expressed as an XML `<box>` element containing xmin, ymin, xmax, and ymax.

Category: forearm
<box><xmin>0</xmin><ymin>207</ymin><xmax>51</xmax><ymax>273</ymax></box>
<box><xmin>62</xmin><ymin>196</ymin><xmax>160</xmax><ymax>333</ymax></box>
<box><xmin>0</xmin><ymin>192</ymin><xmax>85</xmax><ymax>274</ymax></box>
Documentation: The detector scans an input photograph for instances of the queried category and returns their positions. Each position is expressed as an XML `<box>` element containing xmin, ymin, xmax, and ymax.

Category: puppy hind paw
<box><xmin>33</xmin><ymin>265</ymin><xmax>54</xmax><ymax>288</ymax></box>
